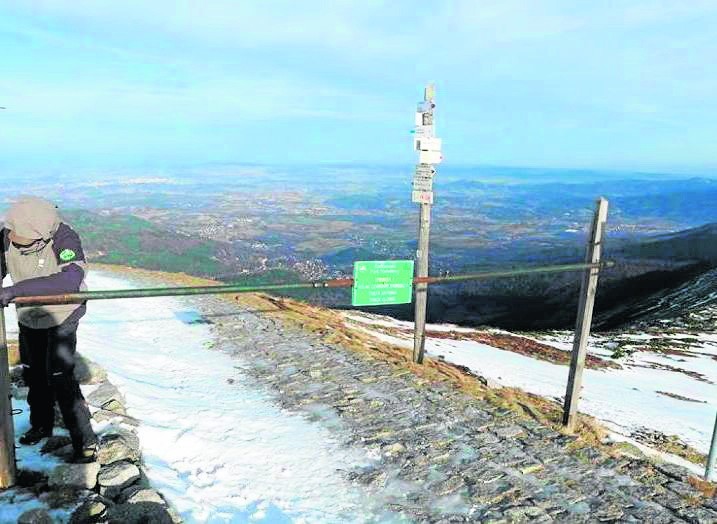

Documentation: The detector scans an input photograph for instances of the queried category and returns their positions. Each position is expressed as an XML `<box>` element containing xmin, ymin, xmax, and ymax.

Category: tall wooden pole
<box><xmin>412</xmin><ymin>84</ymin><xmax>441</xmax><ymax>364</ymax></box>
<box><xmin>413</xmin><ymin>203</ymin><xmax>431</xmax><ymax>364</ymax></box>
<box><xmin>0</xmin><ymin>306</ymin><xmax>16</xmax><ymax>488</ymax></box>
<box><xmin>562</xmin><ymin>197</ymin><xmax>609</xmax><ymax>432</ymax></box>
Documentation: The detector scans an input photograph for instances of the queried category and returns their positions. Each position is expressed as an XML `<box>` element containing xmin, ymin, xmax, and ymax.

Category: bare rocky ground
<box><xmin>6</xmin><ymin>355</ymin><xmax>179</xmax><ymax>524</ymax></box>
<box><xmin>188</xmin><ymin>292</ymin><xmax>717</xmax><ymax>523</ymax></box>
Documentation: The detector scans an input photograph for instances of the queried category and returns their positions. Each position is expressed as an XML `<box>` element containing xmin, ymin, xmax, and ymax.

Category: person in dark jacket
<box><xmin>0</xmin><ymin>196</ymin><xmax>98</xmax><ymax>463</ymax></box>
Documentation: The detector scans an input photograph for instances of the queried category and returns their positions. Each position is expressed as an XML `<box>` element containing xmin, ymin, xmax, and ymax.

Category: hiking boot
<box><xmin>72</xmin><ymin>442</ymin><xmax>99</xmax><ymax>464</ymax></box>
<box><xmin>19</xmin><ymin>427</ymin><xmax>52</xmax><ymax>445</ymax></box>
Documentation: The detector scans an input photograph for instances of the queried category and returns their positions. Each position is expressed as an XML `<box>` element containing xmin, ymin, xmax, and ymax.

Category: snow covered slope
<box><xmin>345</xmin><ymin>311</ymin><xmax>717</xmax><ymax>469</ymax></box>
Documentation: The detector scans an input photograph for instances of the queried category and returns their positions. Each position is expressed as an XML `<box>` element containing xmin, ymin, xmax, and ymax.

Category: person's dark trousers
<box><xmin>19</xmin><ymin>320</ymin><xmax>97</xmax><ymax>451</ymax></box>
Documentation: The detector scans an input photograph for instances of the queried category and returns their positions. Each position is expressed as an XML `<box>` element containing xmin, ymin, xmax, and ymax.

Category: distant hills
<box><xmin>621</xmin><ymin>222</ymin><xmax>717</xmax><ymax>264</ymax></box>
<box><xmin>361</xmin><ymin>221</ymin><xmax>717</xmax><ymax>331</ymax></box>
<box><xmin>594</xmin><ymin>222</ymin><xmax>717</xmax><ymax>328</ymax></box>
<box><xmin>60</xmin><ymin>205</ymin><xmax>717</xmax><ymax>333</ymax></box>
<box><xmin>65</xmin><ymin>209</ymin><xmax>229</xmax><ymax>276</ymax></box>
<box><xmin>63</xmin><ymin>209</ymin><xmax>305</xmax><ymax>288</ymax></box>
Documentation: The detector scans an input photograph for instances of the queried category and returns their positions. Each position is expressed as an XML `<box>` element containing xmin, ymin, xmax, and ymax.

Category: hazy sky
<box><xmin>2</xmin><ymin>1</ymin><xmax>716</xmax><ymax>172</ymax></box>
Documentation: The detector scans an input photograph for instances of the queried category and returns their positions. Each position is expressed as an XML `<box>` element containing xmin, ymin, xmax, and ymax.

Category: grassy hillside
<box><xmin>64</xmin><ymin>209</ymin><xmax>226</xmax><ymax>276</ymax></box>
<box><xmin>61</xmin><ymin>210</ymin><xmax>306</xmax><ymax>294</ymax></box>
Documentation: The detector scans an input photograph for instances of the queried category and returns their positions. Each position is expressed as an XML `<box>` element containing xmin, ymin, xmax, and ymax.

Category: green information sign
<box><xmin>352</xmin><ymin>260</ymin><xmax>415</xmax><ymax>306</ymax></box>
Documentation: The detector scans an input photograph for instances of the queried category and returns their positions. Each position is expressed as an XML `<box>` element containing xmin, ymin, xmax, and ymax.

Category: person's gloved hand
<box><xmin>0</xmin><ymin>287</ymin><xmax>15</xmax><ymax>307</ymax></box>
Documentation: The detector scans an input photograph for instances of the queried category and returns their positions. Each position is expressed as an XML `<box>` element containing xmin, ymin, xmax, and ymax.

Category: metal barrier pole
<box><xmin>706</xmin><ymin>412</ymin><xmax>717</xmax><ymax>481</ymax></box>
<box><xmin>563</xmin><ymin>197</ymin><xmax>609</xmax><ymax>432</ymax></box>
<box><xmin>416</xmin><ymin>261</ymin><xmax>614</xmax><ymax>285</ymax></box>
<box><xmin>0</xmin><ymin>306</ymin><xmax>16</xmax><ymax>488</ymax></box>
<box><xmin>13</xmin><ymin>279</ymin><xmax>355</xmax><ymax>306</ymax></box>
<box><xmin>11</xmin><ymin>262</ymin><xmax>613</xmax><ymax>308</ymax></box>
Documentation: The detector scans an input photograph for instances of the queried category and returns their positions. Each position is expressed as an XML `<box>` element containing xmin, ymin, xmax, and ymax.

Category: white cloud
<box><xmin>0</xmin><ymin>74</ymin><xmax>403</xmax><ymax>126</ymax></box>
<box><xmin>3</xmin><ymin>1</ymin><xmax>717</xmax><ymax>168</ymax></box>
<box><xmin>4</xmin><ymin>1</ymin><xmax>418</xmax><ymax>57</ymax></box>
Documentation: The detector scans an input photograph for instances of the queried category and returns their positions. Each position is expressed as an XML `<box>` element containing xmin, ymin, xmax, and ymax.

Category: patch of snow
<box><xmin>0</xmin><ymin>397</ymin><xmax>80</xmax><ymax>523</ymax></box>
<box><xmin>540</xmin><ymin>331</ymin><xmax>717</xmax><ymax>387</ymax></box>
<box><xmin>351</xmin><ymin>317</ymin><xmax>717</xmax><ymax>455</ymax></box>
<box><xmin>344</xmin><ymin>312</ymin><xmax>477</xmax><ymax>334</ymax></box>
<box><xmin>7</xmin><ymin>271</ymin><xmax>381</xmax><ymax>523</ymax></box>
<box><xmin>603</xmin><ymin>431</ymin><xmax>704</xmax><ymax>477</ymax></box>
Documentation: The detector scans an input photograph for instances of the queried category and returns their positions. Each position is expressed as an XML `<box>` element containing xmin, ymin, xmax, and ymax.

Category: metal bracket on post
<box><xmin>562</xmin><ymin>197</ymin><xmax>609</xmax><ymax>432</ymax></box>
<box><xmin>0</xmin><ymin>306</ymin><xmax>17</xmax><ymax>489</ymax></box>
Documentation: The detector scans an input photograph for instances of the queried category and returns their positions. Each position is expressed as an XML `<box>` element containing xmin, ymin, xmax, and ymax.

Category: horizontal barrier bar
<box><xmin>415</xmin><ymin>261</ymin><xmax>614</xmax><ymax>284</ymax></box>
<box><xmin>7</xmin><ymin>261</ymin><xmax>614</xmax><ymax>307</ymax></box>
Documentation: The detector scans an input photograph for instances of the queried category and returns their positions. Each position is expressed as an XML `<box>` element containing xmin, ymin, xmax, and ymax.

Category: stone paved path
<box><xmin>191</xmin><ymin>294</ymin><xmax>717</xmax><ymax>523</ymax></box>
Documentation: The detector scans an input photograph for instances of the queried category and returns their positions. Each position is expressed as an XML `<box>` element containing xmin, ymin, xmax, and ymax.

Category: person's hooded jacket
<box><xmin>0</xmin><ymin>196</ymin><xmax>88</xmax><ymax>328</ymax></box>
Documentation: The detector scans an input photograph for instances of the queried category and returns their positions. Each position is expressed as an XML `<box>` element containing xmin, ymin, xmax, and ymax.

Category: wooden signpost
<box><xmin>412</xmin><ymin>84</ymin><xmax>442</xmax><ymax>364</ymax></box>
<box><xmin>562</xmin><ymin>197</ymin><xmax>609</xmax><ymax>432</ymax></box>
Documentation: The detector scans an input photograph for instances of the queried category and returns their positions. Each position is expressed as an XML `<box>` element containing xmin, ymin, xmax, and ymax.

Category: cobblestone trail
<box><xmin>190</xmin><ymin>294</ymin><xmax>717</xmax><ymax>523</ymax></box>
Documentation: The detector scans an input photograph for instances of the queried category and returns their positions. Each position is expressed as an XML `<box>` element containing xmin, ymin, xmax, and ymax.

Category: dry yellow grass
<box><xmin>688</xmin><ymin>475</ymin><xmax>717</xmax><ymax>498</ymax></box>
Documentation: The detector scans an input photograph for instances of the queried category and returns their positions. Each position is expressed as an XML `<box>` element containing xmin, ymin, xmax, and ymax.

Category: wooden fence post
<box><xmin>0</xmin><ymin>305</ymin><xmax>16</xmax><ymax>488</ymax></box>
<box><xmin>563</xmin><ymin>197</ymin><xmax>609</xmax><ymax>432</ymax></box>
<box><xmin>706</xmin><ymin>412</ymin><xmax>717</xmax><ymax>481</ymax></box>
